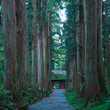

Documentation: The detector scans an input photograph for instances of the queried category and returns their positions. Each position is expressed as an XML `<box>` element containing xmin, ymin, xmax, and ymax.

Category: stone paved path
<box><xmin>27</xmin><ymin>89</ymin><xmax>73</xmax><ymax>110</ymax></box>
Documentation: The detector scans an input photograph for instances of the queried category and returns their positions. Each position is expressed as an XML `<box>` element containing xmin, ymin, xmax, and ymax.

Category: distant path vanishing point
<box><xmin>27</xmin><ymin>89</ymin><xmax>73</xmax><ymax>110</ymax></box>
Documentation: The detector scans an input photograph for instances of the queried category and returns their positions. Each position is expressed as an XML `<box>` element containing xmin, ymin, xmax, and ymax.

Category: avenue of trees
<box><xmin>0</xmin><ymin>0</ymin><xmax>110</xmax><ymax>109</ymax></box>
<box><xmin>64</xmin><ymin>0</ymin><xmax>110</xmax><ymax>106</ymax></box>
<box><xmin>1</xmin><ymin>0</ymin><xmax>52</xmax><ymax>100</ymax></box>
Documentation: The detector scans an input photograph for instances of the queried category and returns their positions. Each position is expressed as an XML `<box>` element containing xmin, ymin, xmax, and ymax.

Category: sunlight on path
<box><xmin>27</xmin><ymin>89</ymin><xmax>73</xmax><ymax>110</ymax></box>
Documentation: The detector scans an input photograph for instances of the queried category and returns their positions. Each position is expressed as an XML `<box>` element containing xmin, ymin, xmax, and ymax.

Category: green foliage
<box><xmin>51</xmin><ymin>73</ymin><xmax>66</xmax><ymax>80</ymax></box>
<box><xmin>0</xmin><ymin>89</ymin><xmax>15</xmax><ymax>110</ymax></box>
<box><xmin>0</xmin><ymin>88</ymin><xmax>51</xmax><ymax>110</ymax></box>
<box><xmin>62</xmin><ymin>0</ymin><xmax>79</xmax><ymax>65</ymax></box>
<box><xmin>65</xmin><ymin>89</ymin><xmax>110</xmax><ymax>110</ymax></box>
<box><xmin>51</xmin><ymin>5</ymin><xmax>66</xmax><ymax>70</ymax></box>
<box><xmin>65</xmin><ymin>89</ymin><xmax>84</xmax><ymax>110</ymax></box>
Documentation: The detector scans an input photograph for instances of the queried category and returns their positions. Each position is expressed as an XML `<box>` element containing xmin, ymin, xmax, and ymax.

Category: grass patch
<box><xmin>65</xmin><ymin>89</ymin><xmax>110</xmax><ymax>110</ymax></box>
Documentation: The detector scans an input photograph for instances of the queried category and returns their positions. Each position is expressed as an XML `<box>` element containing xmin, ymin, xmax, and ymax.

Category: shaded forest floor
<box><xmin>65</xmin><ymin>88</ymin><xmax>110</xmax><ymax>110</ymax></box>
<box><xmin>0</xmin><ymin>88</ymin><xmax>52</xmax><ymax>110</ymax></box>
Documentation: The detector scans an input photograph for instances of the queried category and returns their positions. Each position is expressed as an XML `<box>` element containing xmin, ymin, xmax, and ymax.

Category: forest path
<box><xmin>27</xmin><ymin>89</ymin><xmax>73</xmax><ymax>110</ymax></box>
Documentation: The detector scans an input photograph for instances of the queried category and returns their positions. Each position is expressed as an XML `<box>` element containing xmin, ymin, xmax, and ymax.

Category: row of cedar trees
<box><xmin>66</xmin><ymin>0</ymin><xmax>110</xmax><ymax>105</ymax></box>
<box><xmin>1</xmin><ymin>0</ymin><xmax>51</xmax><ymax>100</ymax></box>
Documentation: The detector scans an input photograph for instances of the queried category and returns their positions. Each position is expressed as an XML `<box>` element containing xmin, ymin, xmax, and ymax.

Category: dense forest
<box><xmin>0</xmin><ymin>0</ymin><xmax>110</xmax><ymax>110</ymax></box>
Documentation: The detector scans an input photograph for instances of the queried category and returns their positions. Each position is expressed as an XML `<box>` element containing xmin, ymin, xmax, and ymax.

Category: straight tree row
<box><xmin>64</xmin><ymin>0</ymin><xmax>108</xmax><ymax>105</ymax></box>
<box><xmin>1</xmin><ymin>0</ymin><xmax>52</xmax><ymax>100</ymax></box>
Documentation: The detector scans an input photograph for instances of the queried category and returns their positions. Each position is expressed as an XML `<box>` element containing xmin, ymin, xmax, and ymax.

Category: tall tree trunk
<box><xmin>105</xmin><ymin>0</ymin><xmax>110</xmax><ymax>83</ymax></box>
<box><xmin>69</xmin><ymin>61</ymin><xmax>73</xmax><ymax>88</ymax></box>
<box><xmin>37</xmin><ymin>0</ymin><xmax>41</xmax><ymax>88</ymax></box>
<box><xmin>102</xmin><ymin>1</ymin><xmax>106</xmax><ymax>74</ymax></box>
<box><xmin>16</xmin><ymin>0</ymin><xmax>30</xmax><ymax>89</ymax></box>
<box><xmin>65</xmin><ymin>40</ymin><xmax>70</xmax><ymax>88</ymax></box>
<box><xmin>75</xmin><ymin>52</ymin><xmax>78</xmax><ymax>91</ymax></box>
<box><xmin>2</xmin><ymin>0</ymin><xmax>21</xmax><ymax>99</ymax></box>
<box><xmin>44</xmin><ymin>1</ymin><xmax>48</xmax><ymax>90</ymax></box>
<box><xmin>76</xmin><ymin>0</ymin><xmax>80</xmax><ymax>93</ymax></box>
<box><xmin>97</xmin><ymin>0</ymin><xmax>107</xmax><ymax>94</ymax></box>
<box><xmin>72</xmin><ymin>56</ymin><xmax>76</xmax><ymax>89</ymax></box>
<box><xmin>85</xmin><ymin>0</ymin><xmax>99</xmax><ymax>105</ymax></box>
<box><xmin>32</xmin><ymin>0</ymin><xmax>38</xmax><ymax>90</ymax></box>
<box><xmin>39</xmin><ymin>0</ymin><xmax>44</xmax><ymax>89</ymax></box>
<box><xmin>79</xmin><ymin>0</ymin><xmax>85</xmax><ymax>97</ymax></box>
<box><xmin>44</xmin><ymin>19</ymin><xmax>48</xmax><ymax>91</ymax></box>
<box><xmin>24</xmin><ymin>2</ymin><xmax>31</xmax><ymax>88</ymax></box>
<box><xmin>47</xmin><ymin>13</ymin><xmax>51</xmax><ymax>90</ymax></box>
<box><xmin>71</xmin><ymin>34</ymin><xmax>76</xmax><ymax>90</ymax></box>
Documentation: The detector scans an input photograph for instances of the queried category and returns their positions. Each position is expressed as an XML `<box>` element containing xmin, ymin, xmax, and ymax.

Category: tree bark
<box><xmin>105</xmin><ymin>0</ymin><xmax>110</xmax><ymax>83</ymax></box>
<box><xmin>39</xmin><ymin>0</ymin><xmax>44</xmax><ymax>89</ymax></box>
<box><xmin>32</xmin><ymin>0</ymin><xmax>38</xmax><ymax>90</ymax></box>
<box><xmin>16</xmin><ymin>0</ymin><xmax>30</xmax><ymax>89</ymax></box>
<box><xmin>97</xmin><ymin>0</ymin><xmax>107</xmax><ymax>94</ymax></box>
<box><xmin>85</xmin><ymin>0</ymin><xmax>100</xmax><ymax>105</ymax></box>
<box><xmin>44</xmin><ymin>1</ymin><xmax>48</xmax><ymax>91</ymax></box>
<box><xmin>79</xmin><ymin>0</ymin><xmax>85</xmax><ymax>97</ymax></box>
<box><xmin>37</xmin><ymin>0</ymin><xmax>41</xmax><ymax>88</ymax></box>
<box><xmin>2</xmin><ymin>0</ymin><xmax>21</xmax><ymax>99</ymax></box>
<box><xmin>76</xmin><ymin>0</ymin><xmax>80</xmax><ymax>93</ymax></box>
<box><xmin>44</xmin><ymin>20</ymin><xmax>48</xmax><ymax>90</ymax></box>
<box><xmin>47</xmin><ymin>13</ymin><xmax>51</xmax><ymax>90</ymax></box>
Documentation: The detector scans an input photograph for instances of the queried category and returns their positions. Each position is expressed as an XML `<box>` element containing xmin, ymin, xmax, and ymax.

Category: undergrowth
<box><xmin>0</xmin><ymin>88</ymin><xmax>52</xmax><ymax>110</ymax></box>
<box><xmin>65</xmin><ymin>89</ymin><xmax>110</xmax><ymax>110</ymax></box>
